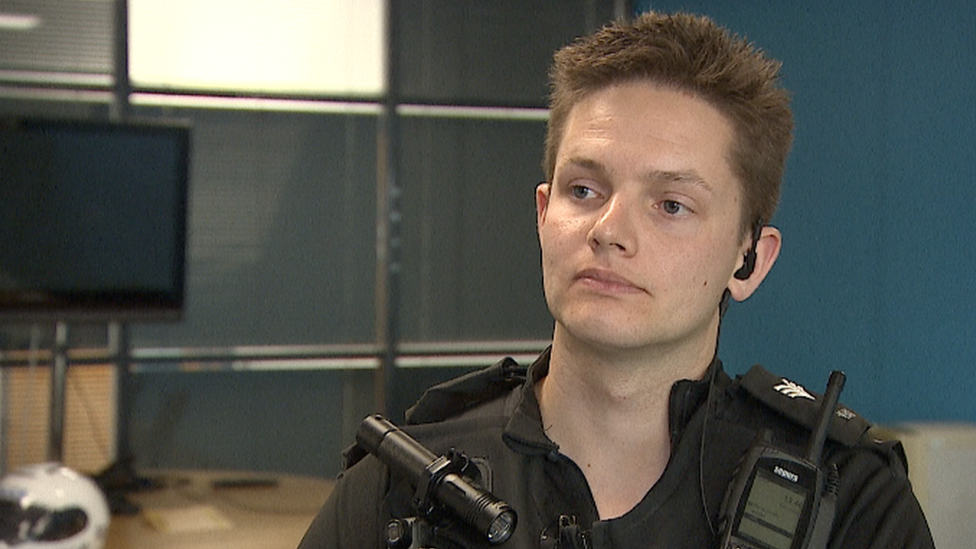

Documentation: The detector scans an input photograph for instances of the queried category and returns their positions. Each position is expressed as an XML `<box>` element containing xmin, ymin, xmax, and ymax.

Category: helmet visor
<box><xmin>0</xmin><ymin>500</ymin><xmax>88</xmax><ymax>544</ymax></box>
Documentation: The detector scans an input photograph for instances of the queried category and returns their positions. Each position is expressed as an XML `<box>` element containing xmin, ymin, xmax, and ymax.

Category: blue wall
<box><xmin>639</xmin><ymin>1</ymin><xmax>976</xmax><ymax>422</ymax></box>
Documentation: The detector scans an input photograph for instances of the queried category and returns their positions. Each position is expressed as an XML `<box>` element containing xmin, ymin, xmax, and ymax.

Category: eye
<box><xmin>570</xmin><ymin>184</ymin><xmax>597</xmax><ymax>200</ymax></box>
<box><xmin>661</xmin><ymin>199</ymin><xmax>687</xmax><ymax>215</ymax></box>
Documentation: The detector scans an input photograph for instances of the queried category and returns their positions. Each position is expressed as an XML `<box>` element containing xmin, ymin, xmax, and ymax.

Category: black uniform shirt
<box><xmin>298</xmin><ymin>349</ymin><xmax>934</xmax><ymax>549</ymax></box>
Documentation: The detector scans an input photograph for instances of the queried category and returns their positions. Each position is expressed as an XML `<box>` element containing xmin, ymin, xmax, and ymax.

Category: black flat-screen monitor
<box><xmin>0</xmin><ymin>117</ymin><xmax>190</xmax><ymax>322</ymax></box>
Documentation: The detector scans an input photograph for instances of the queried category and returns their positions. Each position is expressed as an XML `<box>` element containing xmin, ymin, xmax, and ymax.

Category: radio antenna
<box><xmin>805</xmin><ymin>370</ymin><xmax>846</xmax><ymax>463</ymax></box>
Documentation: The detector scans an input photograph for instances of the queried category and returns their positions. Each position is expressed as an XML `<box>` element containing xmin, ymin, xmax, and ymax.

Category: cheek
<box><xmin>691</xmin><ymin>241</ymin><xmax>743</xmax><ymax>290</ymax></box>
<box><xmin>538</xmin><ymin>228</ymin><xmax>565</xmax><ymax>276</ymax></box>
<box><xmin>660</xmin><ymin>236</ymin><xmax>738</xmax><ymax>289</ymax></box>
<box><xmin>540</xmin><ymin>215</ymin><xmax>588</xmax><ymax>257</ymax></box>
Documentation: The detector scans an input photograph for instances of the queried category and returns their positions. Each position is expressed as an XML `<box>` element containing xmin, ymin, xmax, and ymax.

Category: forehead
<box><xmin>556</xmin><ymin>82</ymin><xmax>739</xmax><ymax>193</ymax></box>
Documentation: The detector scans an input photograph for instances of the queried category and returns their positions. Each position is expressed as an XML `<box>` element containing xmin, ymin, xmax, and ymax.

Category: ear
<box><xmin>536</xmin><ymin>182</ymin><xmax>551</xmax><ymax>227</ymax></box>
<box><xmin>727</xmin><ymin>225</ymin><xmax>782</xmax><ymax>302</ymax></box>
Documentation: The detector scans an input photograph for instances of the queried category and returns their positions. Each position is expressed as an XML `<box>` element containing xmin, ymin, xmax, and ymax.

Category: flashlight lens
<box><xmin>487</xmin><ymin>510</ymin><xmax>517</xmax><ymax>544</ymax></box>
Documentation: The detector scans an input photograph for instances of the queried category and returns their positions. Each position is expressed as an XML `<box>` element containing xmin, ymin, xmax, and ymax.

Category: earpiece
<box><xmin>733</xmin><ymin>220</ymin><xmax>764</xmax><ymax>280</ymax></box>
<box><xmin>733</xmin><ymin>248</ymin><xmax>757</xmax><ymax>280</ymax></box>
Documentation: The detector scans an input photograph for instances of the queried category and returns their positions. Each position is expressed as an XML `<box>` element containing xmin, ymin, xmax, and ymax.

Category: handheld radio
<box><xmin>717</xmin><ymin>371</ymin><xmax>846</xmax><ymax>549</ymax></box>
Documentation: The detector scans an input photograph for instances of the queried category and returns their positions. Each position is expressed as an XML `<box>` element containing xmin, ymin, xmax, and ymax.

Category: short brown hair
<box><xmin>544</xmin><ymin>12</ymin><xmax>794</xmax><ymax>234</ymax></box>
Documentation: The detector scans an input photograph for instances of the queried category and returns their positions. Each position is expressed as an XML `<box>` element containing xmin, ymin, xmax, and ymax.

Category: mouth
<box><xmin>574</xmin><ymin>268</ymin><xmax>646</xmax><ymax>294</ymax></box>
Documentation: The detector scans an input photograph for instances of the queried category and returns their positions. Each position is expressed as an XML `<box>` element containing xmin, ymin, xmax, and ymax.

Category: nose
<box><xmin>587</xmin><ymin>193</ymin><xmax>636</xmax><ymax>255</ymax></box>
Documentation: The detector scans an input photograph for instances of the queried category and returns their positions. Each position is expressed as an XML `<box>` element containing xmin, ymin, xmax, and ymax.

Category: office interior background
<box><xmin>1</xmin><ymin>0</ymin><xmax>974</xmax><ymax>487</ymax></box>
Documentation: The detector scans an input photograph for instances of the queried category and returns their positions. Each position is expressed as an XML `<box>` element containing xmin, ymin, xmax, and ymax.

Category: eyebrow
<box><xmin>640</xmin><ymin>169</ymin><xmax>713</xmax><ymax>193</ymax></box>
<box><xmin>560</xmin><ymin>156</ymin><xmax>608</xmax><ymax>181</ymax></box>
<box><xmin>563</xmin><ymin>156</ymin><xmax>713</xmax><ymax>193</ymax></box>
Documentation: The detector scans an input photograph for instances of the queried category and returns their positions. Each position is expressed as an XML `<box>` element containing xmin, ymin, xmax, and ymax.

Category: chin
<box><xmin>557</xmin><ymin>314</ymin><xmax>654</xmax><ymax>350</ymax></box>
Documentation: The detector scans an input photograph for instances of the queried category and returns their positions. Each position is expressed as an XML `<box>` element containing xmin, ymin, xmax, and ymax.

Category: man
<box><xmin>299</xmin><ymin>12</ymin><xmax>933</xmax><ymax>549</ymax></box>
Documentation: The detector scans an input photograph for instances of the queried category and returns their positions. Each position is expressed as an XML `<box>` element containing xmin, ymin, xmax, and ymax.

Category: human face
<box><xmin>537</xmin><ymin>81</ymin><xmax>750</xmax><ymax>359</ymax></box>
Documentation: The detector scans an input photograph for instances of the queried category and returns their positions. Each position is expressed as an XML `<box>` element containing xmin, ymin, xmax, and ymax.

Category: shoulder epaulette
<box><xmin>738</xmin><ymin>364</ymin><xmax>872</xmax><ymax>447</ymax></box>
<box><xmin>404</xmin><ymin>357</ymin><xmax>527</xmax><ymax>425</ymax></box>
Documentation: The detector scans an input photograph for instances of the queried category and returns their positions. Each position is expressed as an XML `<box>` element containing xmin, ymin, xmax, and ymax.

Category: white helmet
<box><xmin>0</xmin><ymin>463</ymin><xmax>110</xmax><ymax>549</ymax></box>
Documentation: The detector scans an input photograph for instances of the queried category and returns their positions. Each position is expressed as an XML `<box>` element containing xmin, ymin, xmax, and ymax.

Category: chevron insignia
<box><xmin>772</xmin><ymin>379</ymin><xmax>815</xmax><ymax>400</ymax></box>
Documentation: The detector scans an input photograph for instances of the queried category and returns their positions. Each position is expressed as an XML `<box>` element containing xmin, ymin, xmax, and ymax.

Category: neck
<box><xmin>535</xmin><ymin>322</ymin><xmax>717</xmax><ymax>519</ymax></box>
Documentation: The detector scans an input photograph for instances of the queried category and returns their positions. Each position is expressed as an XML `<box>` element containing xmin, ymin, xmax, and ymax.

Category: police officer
<box><xmin>298</xmin><ymin>12</ymin><xmax>934</xmax><ymax>549</ymax></box>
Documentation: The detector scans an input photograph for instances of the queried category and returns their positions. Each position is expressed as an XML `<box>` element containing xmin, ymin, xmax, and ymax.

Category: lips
<box><xmin>574</xmin><ymin>268</ymin><xmax>646</xmax><ymax>294</ymax></box>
